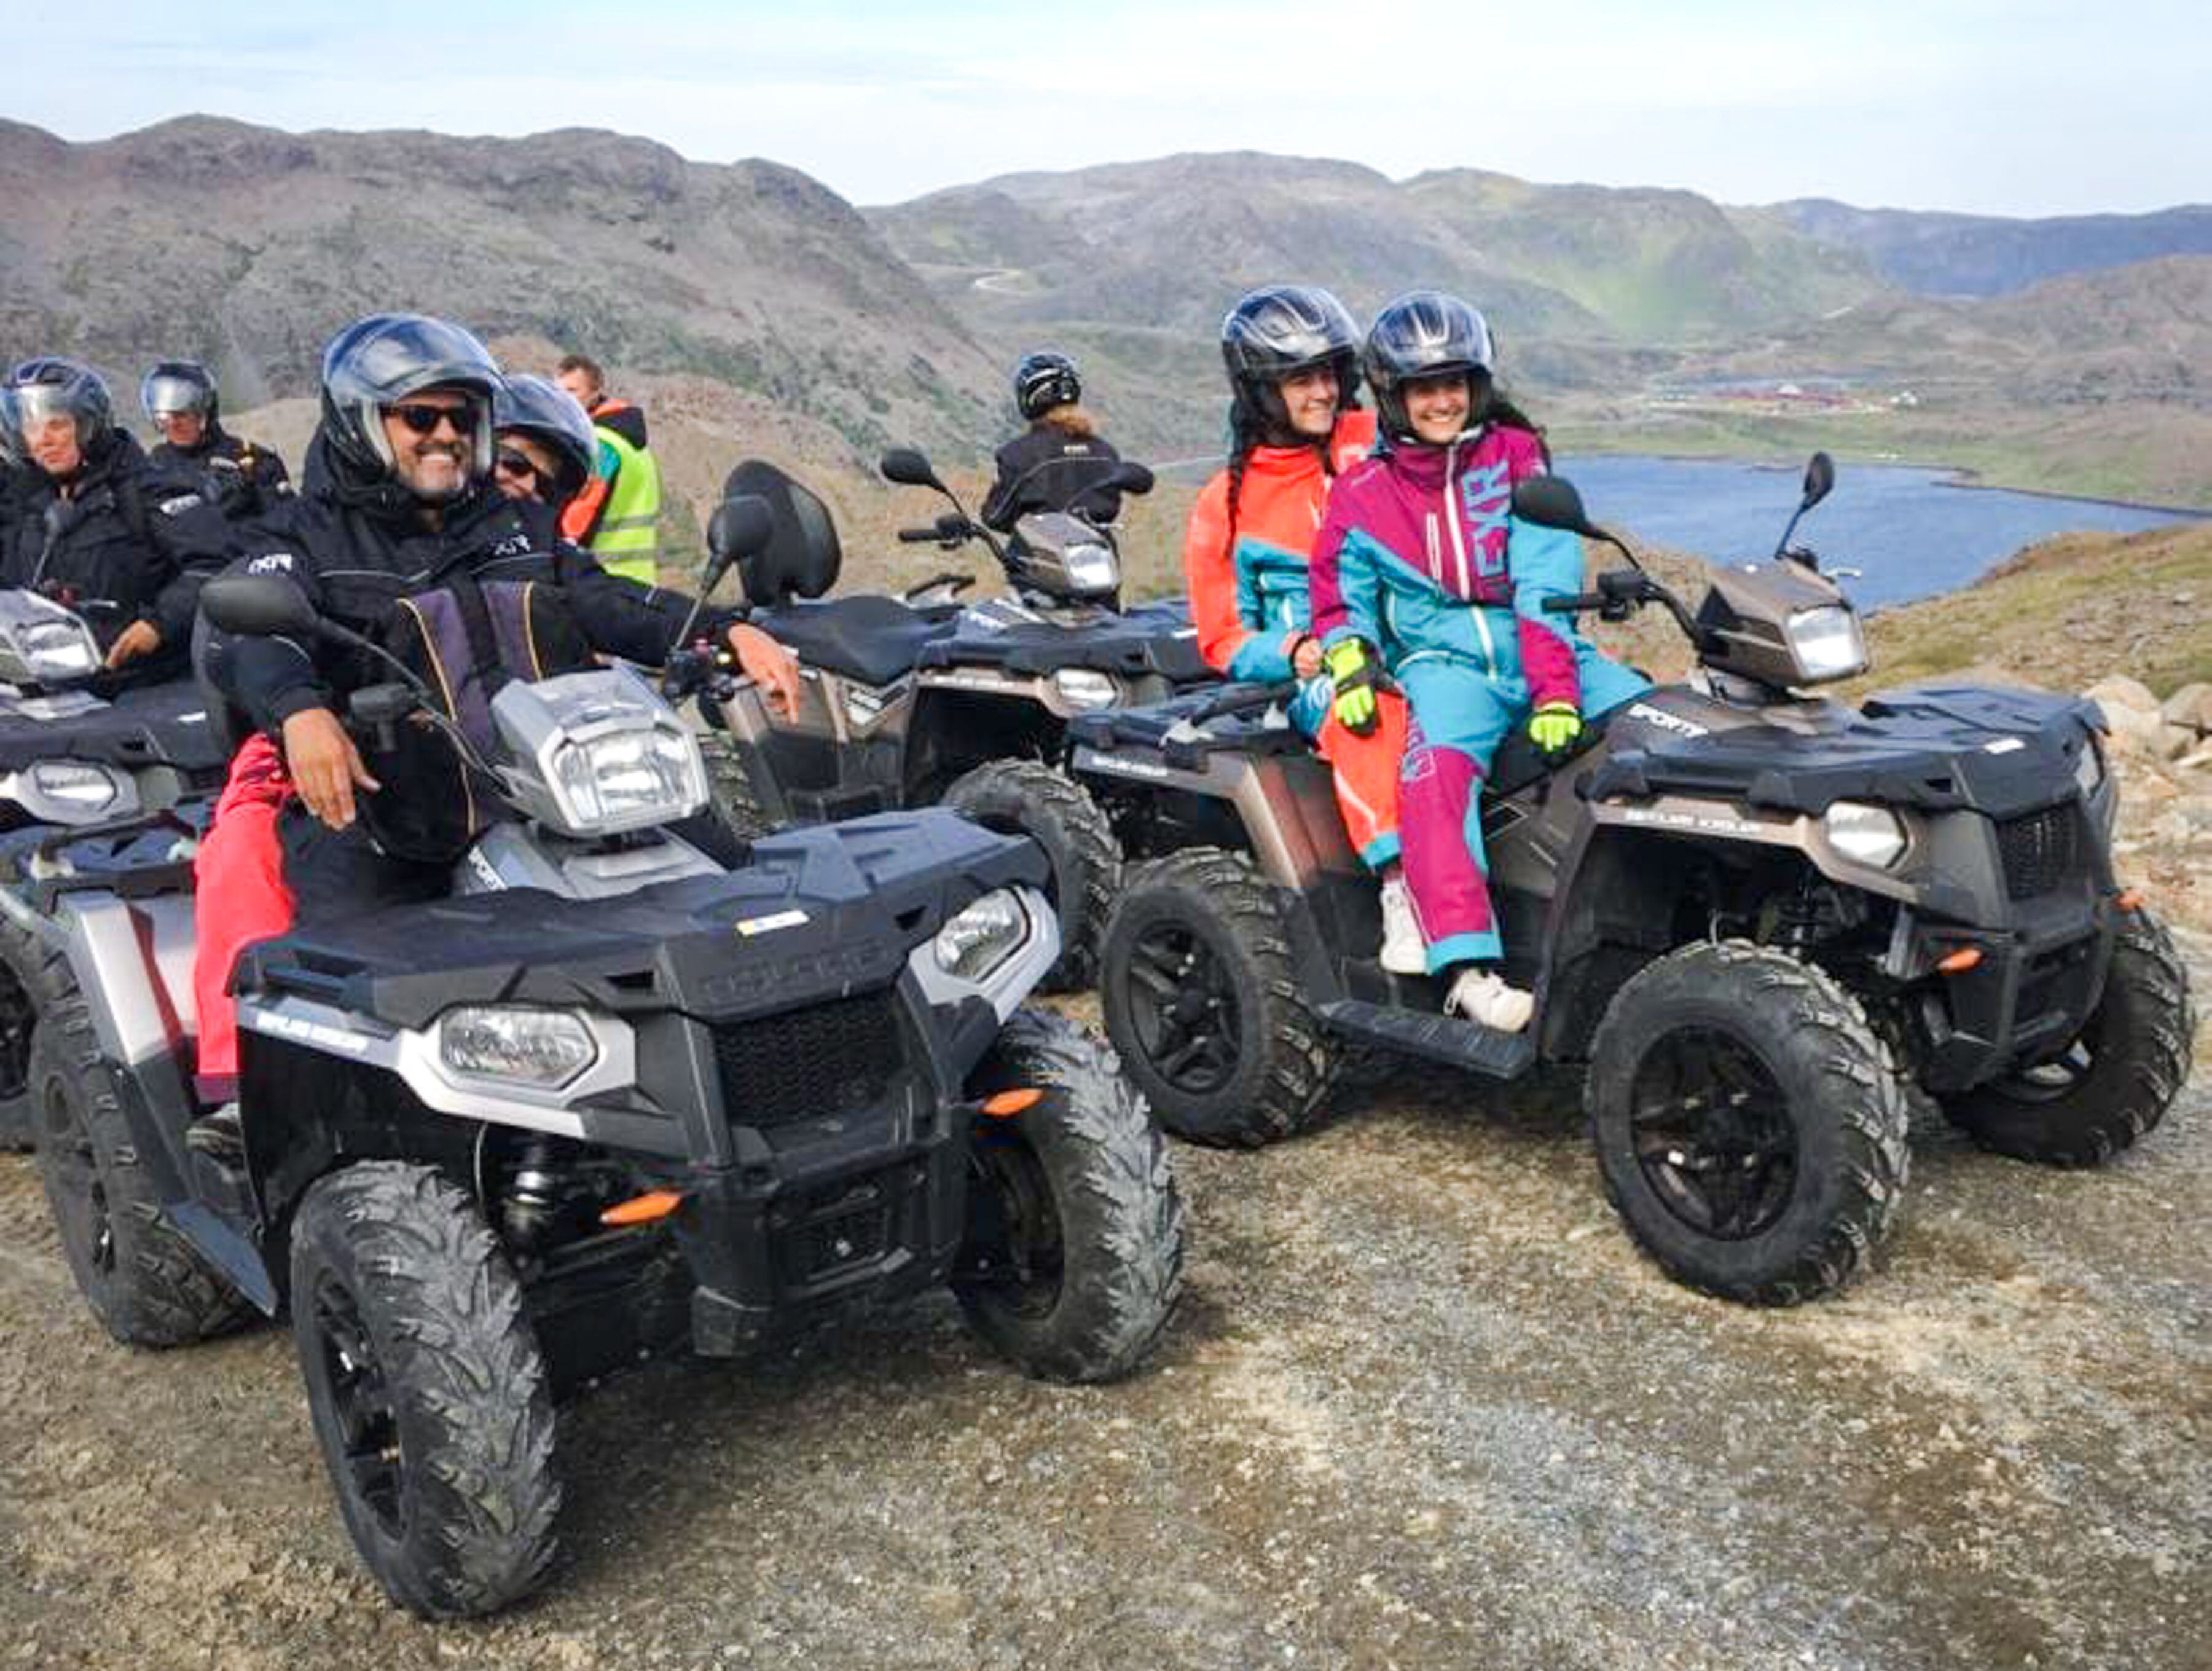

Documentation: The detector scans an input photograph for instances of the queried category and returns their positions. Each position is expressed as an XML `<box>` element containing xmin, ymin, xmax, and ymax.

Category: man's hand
<box><xmin>726</xmin><ymin>622</ymin><xmax>801</xmax><ymax>717</ymax></box>
<box><xmin>103</xmin><ymin>619</ymin><xmax>162</xmax><ymax>669</ymax></box>
<box><xmin>1529</xmin><ymin>701</ymin><xmax>1583</xmax><ymax>756</ymax></box>
<box><xmin>281</xmin><ymin>707</ymin><xmax>380</xmax><ymax>830</ymax></box>
<box><xmin>1324</xmin><ymin>637</ymin><xmax>1382</xmax><ymax>736</ymax></box>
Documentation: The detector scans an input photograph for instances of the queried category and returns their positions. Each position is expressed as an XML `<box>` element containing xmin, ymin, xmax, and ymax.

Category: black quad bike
<box><xmin>1071</xmin><ymin>454</ymin><xmax>2191</xmax><ymax>1306</ymax></box>
<box><xmin>18</xmin><ymin>538</ymin><xmax>1183</xmax><ymax>1618</ymax></box>
<box><xmin>694</xmin><ymin>448</ymin><xmax>1214</xmax><ymax>988</ymax></box>
<box><xmin>0</xmin><ymin>588</ymin><xmax>230</xmax><ymax>1148</ymax></box>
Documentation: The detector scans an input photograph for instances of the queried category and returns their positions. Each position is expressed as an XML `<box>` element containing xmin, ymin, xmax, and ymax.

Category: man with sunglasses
<box><xmin>187</xmin><ymin>314</ymin><xmax>793</xmax><ymax>1155</ymax></box>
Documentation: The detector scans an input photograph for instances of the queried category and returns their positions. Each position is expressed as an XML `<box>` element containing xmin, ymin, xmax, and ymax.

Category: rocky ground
<box><xmin>3</xmin><ymin>814</ymin><xmax>2208</xmax><ymax>1670</ymax></box>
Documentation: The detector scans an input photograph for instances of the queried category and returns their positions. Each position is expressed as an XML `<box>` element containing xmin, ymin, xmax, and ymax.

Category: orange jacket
<box><xmin>1183</xmin><ymin>410</ymin><xmax>1376</xmax><ymax>681</ymax></box>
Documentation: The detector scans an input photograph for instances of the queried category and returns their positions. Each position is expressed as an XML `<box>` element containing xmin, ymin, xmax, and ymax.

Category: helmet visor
<box><xmin>142</xmin><ymin>374</ymin><xmax>213</xmax><ymax>418</ymax></box>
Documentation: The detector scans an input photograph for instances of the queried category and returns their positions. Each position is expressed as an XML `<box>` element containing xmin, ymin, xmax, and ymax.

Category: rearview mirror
<box><xmin>1512</xmin><ymin>474</ymin><xmax>1599</xmax><ymax>537</ymax></box>
<box><xmin>1801</xmin><ymin>450</ymin><xmax>1835</xmax><ymax>511</ymax></box>
<box><xmin>201</xmin><ymin>574</ymin><xmax>320</xmax><ymax>639</ymax></box>
<box><xmin>1111</xmin><ymin>462</ymin><xmax>1156</xmax><ymax>497</ymax></box>
<box><xmin>707</xmin><ymin>495</ymin><xmax>775</xmax><ymax>565</ymax></box>
<box><xmin>878</xmin><ymin>447</ymin><xmax>941</xmax><ymax>490</ymax></box>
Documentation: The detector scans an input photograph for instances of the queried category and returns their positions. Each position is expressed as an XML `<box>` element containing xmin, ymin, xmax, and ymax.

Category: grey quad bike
<box><xmin>1069</xmin><ymin>454</ymin><xmax>2191</xmax><ymax>1305</ymax></box>
<box><xmin>13</xmin><ymin>514</ymin><xmax>1183</xmax><ymax>1618</ymax></box>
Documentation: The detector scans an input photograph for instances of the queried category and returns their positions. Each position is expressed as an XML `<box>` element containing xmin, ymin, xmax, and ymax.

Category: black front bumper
<box><xmin>1904</xmin><ymin>891</ymin><xmax>2116</xmax><ymax>1092</ymax></box>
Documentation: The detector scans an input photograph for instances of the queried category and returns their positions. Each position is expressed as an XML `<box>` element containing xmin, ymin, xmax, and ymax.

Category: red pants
<box><xmin>191</xmin><ymin>736</ymin><xmax>296</xmax><ymax>1095</ymax></box>
<box><xmin>1316</xmin><ymin>690</ymin><xmax>1408</xmax><ymax>869</ymax></box>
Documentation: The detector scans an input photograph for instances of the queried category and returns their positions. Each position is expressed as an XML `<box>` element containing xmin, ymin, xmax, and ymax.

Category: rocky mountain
<box><xmin>868</xmin><ymin>154</ymin><xmax>1883</xmax><ymax>453</ymax></box>
<box><xmin>0</xmin><ymin>116</ymin><xmax>1003</xmax><ymax>459</ymax></box>
<box><xmin>1773</xmin><ymin>199</ymin><xmax>2212</xmax><ymax>298</ymax></box>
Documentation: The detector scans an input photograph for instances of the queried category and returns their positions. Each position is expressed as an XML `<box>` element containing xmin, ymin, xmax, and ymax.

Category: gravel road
<box><xmin>3</xmin><ymin>980</ymin><xmax>2206</xmax><ymax>1671</ymax></box>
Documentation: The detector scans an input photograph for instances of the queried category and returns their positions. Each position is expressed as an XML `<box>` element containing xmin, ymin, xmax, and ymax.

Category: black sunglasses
<box><xmin>386</xmin><ymin>401</ymin><xmax>481</xmax><ymax>437</ymax></box>
<box><xmin>494</xmin><ymin>447</ymin><xmax>553</xmax><ymax>490</ymax></box>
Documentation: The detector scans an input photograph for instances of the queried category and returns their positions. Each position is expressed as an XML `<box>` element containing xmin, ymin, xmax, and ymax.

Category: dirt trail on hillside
<box><xmin>4</xmin><ymin>964</ymin><xmax>2207</xmax><ymax>1670</ymax></box>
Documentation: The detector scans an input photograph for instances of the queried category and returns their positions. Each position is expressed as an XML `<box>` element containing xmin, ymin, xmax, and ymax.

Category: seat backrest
<box><xmin>720</xmin><ymin>460</ymin><xmax>842</xmax><ymax>607</ymax></box>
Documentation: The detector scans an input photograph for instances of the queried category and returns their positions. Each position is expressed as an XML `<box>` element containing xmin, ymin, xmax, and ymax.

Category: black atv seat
<box><xmin>751</xmin><ymin>597</ymin><xmax>957</xmax><ymax>688</ymax></box>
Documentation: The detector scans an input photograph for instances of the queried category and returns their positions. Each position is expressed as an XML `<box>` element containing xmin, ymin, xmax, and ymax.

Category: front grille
<box><xmin>1994</xmin><ymin>806</ymin><xmax>2083</xmax><ymax>901</ymax></box>
<box><xmin>712</xmin><ymin>989</ymin><xmax>906</xmax><ymax>1128</ymax></box>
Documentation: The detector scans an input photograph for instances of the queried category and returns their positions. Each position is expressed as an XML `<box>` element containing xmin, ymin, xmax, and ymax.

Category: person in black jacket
<box><xmin>141</xmin><ymin>359</ymin><xmax>291</xmax><ymax>521</ymax></box>
<box><xmin>4</xmin><ymin>356</ymin><xmax>232</xmax><ymax>680</ymax></box>
<box><xmin>979</xmin><ymin>351</ymin><xmax>1129</xmax><ymax>533</ymax></box>
<box><xmin>189</xmin><ymin>315</ymin><xmax>777</xmax><ymax>1150</ymax></box>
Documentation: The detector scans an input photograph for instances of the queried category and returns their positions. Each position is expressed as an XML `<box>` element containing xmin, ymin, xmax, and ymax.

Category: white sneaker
<box><xmin>1378</xmin><ymin>878</ymin><xmax>1426</xmax><ymax>975</ymax></box>
<box><xmin>1445</xmin><ymin>967</ymin><xmax>1534</xmax><ymax>1034</ymax></box>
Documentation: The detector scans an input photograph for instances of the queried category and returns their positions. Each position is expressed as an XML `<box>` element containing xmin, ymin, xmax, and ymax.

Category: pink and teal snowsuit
<box><xmin>1310</xmin><ymin>424</ymin><xmax>1647</xmax><ymax>971</ymax></box>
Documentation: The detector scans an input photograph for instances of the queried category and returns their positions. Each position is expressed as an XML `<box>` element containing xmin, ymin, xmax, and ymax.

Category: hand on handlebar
<box><xmin>282</xmin><ymin>706</ymin><xmax>381</xmax><ymax>830</ymax></box>
<box><xmin>103</xmin><ymin>619</ymin><xmax>162</xmax><ymax>669</ymax></box>
<box><xmin>1529</xmin><ymin>701</ymin><xmax>1583</xmax><ymax>757</ymax></box>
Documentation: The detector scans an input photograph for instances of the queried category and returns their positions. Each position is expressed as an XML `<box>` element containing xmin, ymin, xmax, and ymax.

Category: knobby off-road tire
<box><xmin>291</xmin><ymin>1162</ymin><xmax>561</xmax><ymax>1619</ymax></box>
<box><xmin>1942</xmin><ymin>908</ymin><xmax>2194</xmax><ymax>1166</ymax></box>
<box><xmin>0</xmin><ymin>917</ymin><xmax>60</xmax><ymax>1151</ymax></box>
<box><xmin>1586</xmin><ymin>940</ymin><xmax>1910</xmax><ymax>1307</ymax></box>
<box><xmin>941</xmin><ymin>759</ymin><xmax>1121</xmax><ymax>993</ymax></box>
<box><xmin>1100</xmin><ymin>848</ymin><xmax>1340</xmax><ymax>1147</ymax></box>
<box><xmin>697</xmin><ymin>729</ymin><xmax>779</xmax><ymax>843</ymax></box>
<box><xmin>955</xmin><ymin>1007</ymin><xmax>1184</xmax><ymax>1383</ymax></box>
<box><xmin>31</xmin><ymin>993</ymin><xmax>251</xmax><ymax>1345</ymax></box>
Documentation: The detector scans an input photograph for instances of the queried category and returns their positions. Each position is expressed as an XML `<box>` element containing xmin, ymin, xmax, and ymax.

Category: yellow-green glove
<box><xmin>1324</xmin><ymin>638</ymin><xmax>1381</xmax><ymax>736</ymax></box>
<box><xmin>1529</xmin><ymin>701</ymin><xmax>1582</xmax><ymax>755</ymax></box>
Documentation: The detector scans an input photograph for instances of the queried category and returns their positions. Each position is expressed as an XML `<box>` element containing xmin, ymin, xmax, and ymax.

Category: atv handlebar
<box><xmin>1543</xmin><ymin>567</ymin><xmax>1719</xmax><ymax>653</ymax></box>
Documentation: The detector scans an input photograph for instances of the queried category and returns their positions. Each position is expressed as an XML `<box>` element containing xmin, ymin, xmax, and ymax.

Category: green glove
<box><xmin>1324</xmin><ymin>637</ymin><xmax>1381</xmax><ymax>736</ymax></box>
<box><xmin>1529</xmin><ymin>701</ymin><xmax>1583</xmax><ymax>755</ymax></box>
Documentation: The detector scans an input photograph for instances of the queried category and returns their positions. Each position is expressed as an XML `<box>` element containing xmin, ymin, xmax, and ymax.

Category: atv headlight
<box><xmin>1065</xmin><ymin>541</ymin><xmax>1119</xmax><ymax>596</ymax></box>
<box><xmin>26</xmin><ymin>760</ymin><xmax>123</xmax><ymax>812</ymax></box>
<box><xmin>548</xmin><ymin>725</ymin><xmax>706</xmax><ymax>835</ymax></box>
<box><xmin>1824</xmin><ymin>800</ymin><xmax>1907</xmax><ymax>869</ymax></box>
<box><xmin>1052</xmin><ymin>668</ymin><xmax>1120</xmax><ymax>710</ymax></box>
<box><xmin>439</xmin><ymin>1006</ymin><xmax>599</xmax><ymax>1087</ymax></box>
<box><xmin>1786</xmin><ymin>606</ymin><xmax>1867</xmax><ymax>683</ymax></box>
<box><xmin>933</xmin><ymin>888</ymin><xmax>1030</xmax><ymax>981</ymax></box>
<box><xmin>14</xmin><ymin>619</ymin><xmax>100</xmax><ymax>682</ymax></box>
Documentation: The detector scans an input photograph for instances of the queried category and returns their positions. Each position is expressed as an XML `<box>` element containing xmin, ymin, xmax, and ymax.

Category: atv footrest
<box><xmin>1319</xmin><ymin>999</ymin><xmax>1536</xmax><ymax>1080</ymax></box>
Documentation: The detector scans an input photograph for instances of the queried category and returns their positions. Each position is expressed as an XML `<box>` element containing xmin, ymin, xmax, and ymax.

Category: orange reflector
<box><xmin>1936</xmin><ymin>947</ymin><xmax>1983</xmax><ymax>975</ymax></box>
<box><xmin>600</xmin><ymin>1190</ymin><xmax>685</xmax><ymax>1227</ymax></box>
<box><xmin>981</xmin><ymin>1088</ymin><xmax>1043</xmax><ymax>1118</ymax></box>
<box><xmin>2116</xmin><ymin>888</ymin><xmax>2144</xmax><ymax>911</ymax></box>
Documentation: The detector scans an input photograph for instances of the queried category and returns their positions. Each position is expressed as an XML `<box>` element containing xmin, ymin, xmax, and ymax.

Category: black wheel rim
<box><xmin>43</xmin><ymin>1080</ymin><xmax>115</xmax><ymax>1281</ymax></box>
<box><xmin>1626</xmin><ymin>1026</ymin><xmax>1798</xmax><ymax>1241</ymax></box>
<box><xmin>0</xmin><ymin>970</ymin><xmax>32</xmax><ymax>1101</ymax></box>
<box><xmin>310</xmin><ymin>1272</ymin><xmax>407</xmax><ymax>1539</ymax></box>
<box><xmin>1118</xmin><ymin>921</ymin><xmax>1242</xmax><ymax>1095</ymax></box>
<box><xmin>966</xmin><ymin>1127</ymin><xmax>1065</xmax><ymax>1318</ymax></box>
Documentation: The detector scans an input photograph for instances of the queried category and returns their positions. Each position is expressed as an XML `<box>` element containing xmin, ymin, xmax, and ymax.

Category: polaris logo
<box><xmin>735</xmin><ymin>908</ymin><xmax>809</xmax><ymax>937</ymax></box>
<box><xmin>1081</xmin><ymin>755</ymin><xmax>1172</xmax><ymax>780</ymax></box>
<box><xmin>1627</xmin><ymin>702</ymin><xmax>1710</xmax><ymax>740</ymax></box>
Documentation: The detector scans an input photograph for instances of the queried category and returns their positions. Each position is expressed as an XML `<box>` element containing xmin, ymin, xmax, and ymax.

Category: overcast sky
<box><xmin>9</xmin><ymin>1</ymin><xmax>2206</xmax><ymax>216</ymax></box>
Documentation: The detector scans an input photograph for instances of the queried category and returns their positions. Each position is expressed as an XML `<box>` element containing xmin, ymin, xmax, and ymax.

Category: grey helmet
<box><xmin>1220</xmin><ymin>284</ymin><xmax>1362</xmax><ymax>436</ymax></box>
<box><xmin>318</xmin><ymin>312</ymin><xmax>501</xmax><ymax>484</ymax></box>
<box><xmin>7</xmin><ymin>356</ymin><xmax>117</xmax><ymax>465</ymax></box>
<box><xmin>1362</xmin><ymin>290</ymin><xmax>1497</xmax><ymax>444</ymax></box>
<box><xmin>494</xmin><ymin>373</ymin><xmax>598</xmax><ymax>505</ymax></box>
<box><xmin>141</xmin><ymin>358</ymin><xmax>221</xmax><ymax>425</ymax></box>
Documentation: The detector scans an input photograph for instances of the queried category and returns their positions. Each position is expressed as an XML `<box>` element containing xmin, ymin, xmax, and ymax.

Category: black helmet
<box><xmin>318</xmin><ymin>312</ymin><xmax>500</xmax><ymax>484</ymax></box>
<box><xmin>1013</xmin><ymin>351</ymin><xmax>1081</xmax><ymax>422</ymax></box>
<box><xmin>1362</xmin><ymin>290</ymin><xmax>1497</xmax><ymax>444</ymax></box>
<box><xmin>494</xmin><ymin>373</ymin><xmax>598</xmax><ymax>505</ymax></box>
<box><xmin>7</xmin><ymin>356</ymin><xmax>116</xmax><ymax>464</ymax></box>
<box><xmin>0</xmin><ymin>388</ymin><xmax>19</xmax><ymax>470</ymax></box>
<box><xmin>141</xmin><ymin>358</ymin><xmax>220</xmax><ymax>425</ymax></box>
<box><xmin>1220</xmin><ymin>284</ymin><xmax>1362</xmax><ymax>439</ymax></box>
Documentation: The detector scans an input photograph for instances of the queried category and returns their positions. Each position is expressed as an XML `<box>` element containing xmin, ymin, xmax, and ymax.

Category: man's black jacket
<box><xmin>150</xmin><ymin>423</ymin><xmax>292</xmax><ymax>521</ymax></box>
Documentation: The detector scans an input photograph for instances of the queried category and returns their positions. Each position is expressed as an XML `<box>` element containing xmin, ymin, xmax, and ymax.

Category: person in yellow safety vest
<box><xmin>555</xmin><ymin>352</ymin><xmax>662</xmax><ymax>584</ymax></box>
